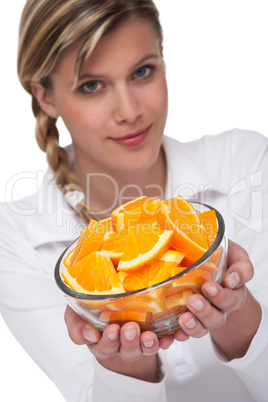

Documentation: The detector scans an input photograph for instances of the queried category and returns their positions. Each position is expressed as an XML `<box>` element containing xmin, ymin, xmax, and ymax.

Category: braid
<box><xmin>33</xmin><ymin>97</ymin><xmax>96</xmax><ymax>224</ymax></box>
<box><xmin>19</xmin><ymin>0</ymin><xmax>163</xmax><ymax>226</ymax></box>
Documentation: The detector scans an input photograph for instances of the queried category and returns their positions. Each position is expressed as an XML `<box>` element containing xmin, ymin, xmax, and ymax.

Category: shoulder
<box><xmin>199</xmin><ymin>128</ymin><xmax>267</xmax><ymax>154</ymax></box>
<box><xmin>0</xmin><ymin>194</ymin><xmax>36</xmax><ymax>233</ymax></box>
<box><xmin>164</xmin><ymin>129</ymin><xmax>267</xmax><ymax>171</ymax></box>
<box><xmin>164</xmin><ymin>128</ymin><xmax>267</xmax><ymax>151</ymax></box>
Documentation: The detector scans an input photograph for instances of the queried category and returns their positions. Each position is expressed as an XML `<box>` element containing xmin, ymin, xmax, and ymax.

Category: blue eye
<box><xmin>134</xmin><ymin>66</ymin><xmax>152</xmax><ymax>79</ymax></box>
<box><xmin>81</xmin><ymin>80</ymin><xmax>102</xmax><ymax>93</ymax></box>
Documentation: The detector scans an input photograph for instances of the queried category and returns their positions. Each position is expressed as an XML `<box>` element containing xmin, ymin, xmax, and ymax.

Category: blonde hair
<box><xmin>18</xmin><ymin>0</ymin><xmax>163</xmax><ymax>223</ymax></box>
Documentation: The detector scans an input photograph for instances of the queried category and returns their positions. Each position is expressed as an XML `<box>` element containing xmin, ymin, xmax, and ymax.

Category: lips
<box><xmin>110</xmin><ymin>125</ymin><xmax>151</xmax><ymax>147</ymax></box>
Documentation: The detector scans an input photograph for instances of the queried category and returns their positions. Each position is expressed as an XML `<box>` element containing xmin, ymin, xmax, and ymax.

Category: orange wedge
<box><xmin>165</xmin><ymin>289</ymin><xmax>195</xmax><ymax>310</ymax></box>
<box><xmin>99</xmin><ymin>309</ymin><xmax>153</xmax><ymax>326</ymax></box>
<box><xmin>111</xmin><ymin>196</ymin><xmax>161</xmax><ymax>231</ymax></box>
<box><xmin>99</xmin><ymin>217</ymin><xmax>114</xmax><ymax>232</ymax></box>
<box><xmin>198</xmin><ymin>209</ymin><xmax>218</xmax><ymax>247</ymax></box>
<box><xmin>118</xmin><ymin>265</ymin><xmax>153</xmax><ymax>292</ymax></box>
<box><xmin>106</xmin><ymin>291</ymin><xmax>165</xmax><ymax>315</ymax></box>
<box><xmin>118</xmin><ymin>260</ymin><xmax>184</xmax><ymax>292</ymax></box>
<box><xmin>62</xmin><ymin>251</ymin><xmax>125</xmax><ymax>295</ymax></box>
<box><xmin>63</xmin><ymin>247</ymin><xmax>76</xmax><ymax>268</ymax></box>
<box><xmin>198</xmin><ymin>261</ymin><xmax>218</xmax><ymax>280</ymax></box>
<box><xmin>66</xmin><ymin>219</ymin><xmax>106</xmax><ymax>267</ymax></box>
<box><xmin>117</xmin><ymin>220</ymin><xmax>173</xmax><ymax>272</ymax></box>
<box><xmin>160</xmin><ymin>249</ymin><xmax>185</xmax><ymax>264</ymax></box>
<box><xmin>164</xmin><ymin>196</ymin><xmax>199</xmax><ymax>222</ymax></box>
<box><xmin>100</xmin><ymin>228</ymin><xmax>128</xmax><ymax>265</ymax></box>
<box><xmin>171</xmin><ymin>267</ymin><xmax>213</xmax><ymax>292</ymax></box>
<box><xmin>158</xmin><ymin>198</ymin><xmax>208</xmax><ymax>266</ymax></box>
<box><xmin>163</xmin><ymin>196</ymin><xmax>208</xmax><ymax>247</ymax></box>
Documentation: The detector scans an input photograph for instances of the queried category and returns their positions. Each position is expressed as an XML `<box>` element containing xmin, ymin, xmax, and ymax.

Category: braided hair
<box><xmin>18</xmin><ymin>0</ymin><xmax>163</xmax><ymax>223</ymax></box>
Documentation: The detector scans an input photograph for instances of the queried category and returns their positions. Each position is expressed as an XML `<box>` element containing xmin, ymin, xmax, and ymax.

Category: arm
<box><xmin>175</xmin><ymin>240</ymin><xmax>262</xmax><ymax>360</ymax></box>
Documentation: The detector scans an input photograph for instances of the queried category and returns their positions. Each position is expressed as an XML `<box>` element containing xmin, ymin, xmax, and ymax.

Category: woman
<box><xmin>0</xmin><ymin>0</ymin><xmax>267</xmax><ymax>401</ymax></box>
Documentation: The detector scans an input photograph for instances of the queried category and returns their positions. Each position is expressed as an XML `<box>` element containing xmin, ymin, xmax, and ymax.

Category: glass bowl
<box><xmin>55</xmin><ymin>202</ymin><xmax>227</xmax><ymax>337</ymax></box>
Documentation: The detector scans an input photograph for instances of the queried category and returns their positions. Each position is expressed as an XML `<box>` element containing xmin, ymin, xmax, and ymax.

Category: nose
<box><xmin>113</xmin><ymin>85</ymin><xmax>142</xmax><ymax>124</ymax></box>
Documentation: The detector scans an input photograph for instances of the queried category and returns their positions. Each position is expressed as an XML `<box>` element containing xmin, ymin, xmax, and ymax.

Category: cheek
<box><xmin>146</xmin><ymin>78</ymin><xmax>168</xmax><ymax>117</ymax></box>
<box><xmin>59</xmin><ymin>100</ymin><xmax>105</xmax><ymax>135</ymax></box>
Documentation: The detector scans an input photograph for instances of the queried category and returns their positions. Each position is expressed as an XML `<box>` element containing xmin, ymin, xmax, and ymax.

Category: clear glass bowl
<box><xmin>55</xmin><ymin>202</ymin><xmax>228</xmax><ymax>337</ymax></box>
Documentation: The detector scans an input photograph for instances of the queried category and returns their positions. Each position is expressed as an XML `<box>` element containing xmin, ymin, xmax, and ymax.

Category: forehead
<box><xmin>54</xmin><ymin>18</ymin><xmax>161</xmax><ymax>77</ymax></box>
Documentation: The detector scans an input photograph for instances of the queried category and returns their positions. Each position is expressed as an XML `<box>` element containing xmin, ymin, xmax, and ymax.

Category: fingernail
<box><xmin>143</xmin><ymin>340</ymin><xmax>154</xmax><ymax>348</ymax></box>
<box><xmin>124</xmin><ymin>328</ymin><xmax>136</xmax><ymax>341</ymax></box>
<box><xmin>205</xmin><ymin>284</ymin><xmax>218</xmax><ymax>297</ymax></box>
<box><xmin>107</xmin><ymin>330</ymin><xmax>118</xmax><ymax>341</ymax></box>
<box><xmin>190</xmin><ymin>298</ymin><xmax>204</xmax><ymax>311</ymax></box>
<box><xmin>83</xmin><ymin>329</ymin><xmax>98</xmax><ymax>343</ymax></box>
<box><xmin>227</xmin><ymin>272</ymin><xmax>240</xmax><ymax>289</ymax></box>
<box><xmin>184</xmin><ymin>318</ymin><xmax>196</xmax><ymax>329</ymax></box>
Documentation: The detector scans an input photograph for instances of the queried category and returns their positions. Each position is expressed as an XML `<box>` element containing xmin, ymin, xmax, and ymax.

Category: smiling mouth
<box><xmin>110</xmin><ymin>125</ymin><xmax>152</xmax><ymax>147</ymax></box>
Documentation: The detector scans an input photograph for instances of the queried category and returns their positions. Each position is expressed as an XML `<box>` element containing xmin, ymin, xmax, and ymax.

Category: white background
<box><xmin>1</xmin><ymin>1</ymin><xmax>268</xmax><ymax>400</ymax></box>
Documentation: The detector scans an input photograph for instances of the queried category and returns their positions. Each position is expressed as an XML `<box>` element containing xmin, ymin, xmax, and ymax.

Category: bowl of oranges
<box><xmin>55</xmin><ymin>196</ymin><xmax>227</xmax><ymax>336</ymax></box>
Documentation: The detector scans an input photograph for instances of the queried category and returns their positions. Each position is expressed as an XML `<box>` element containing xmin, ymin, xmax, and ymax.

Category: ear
<box><xmin>31</xmin><ymin>81</ymin><xmax>59</xmax><ymax>119</ymax></box>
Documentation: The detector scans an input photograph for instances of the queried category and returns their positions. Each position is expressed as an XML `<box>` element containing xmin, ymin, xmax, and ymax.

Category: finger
<box><xmin>64</xmin><ymin>305</ymin><xmax>92</xmax><ymax>345</ymax></box>
<box><xmin>158</xmin><ymin>334</ymin><xmax>175</xmax><ymax>350</ymax></box>
<box><xmin>119</xmin><ymin>322</ymin><xmax>143</xmax><ymax>362</ymax></box>
<box><xmin>173</xmin><ymin>328</ymin><xmax>190</xmax><ymax>342</ymax></box>
<box><xmin>87</xmin><ymin>324</ymin><xmax>121</xmax><ymax>359</ymax></box>
<box><xmin>178</xmin><ymin>311</ymin><xmax>208</xmax><ymax>338</ymax></box>
<box><xmin>180</xmin><ymin>291</ymin><xmax>226</xmax><ymax>336</ymax></box>
<box><xmin>224</xmin><ymin>240</ymin><xmax>254</xmax><ymax>289</ymax></box>
<box><xmin>186</xmin><ymin>292</ymin><xmax>226</xmax><ymax>328</ymax></box>
<box><xmin>183</xmin><ymin>283</ymin><xmax>247</xmax><ymax>335</ymax></box>
<box><xmin>140</xmin><ymin>331</ymin><xmax>160</xmax><ymax>355</ymax></box>
<box><xmin>202</xmin><ymin>281</ymin><xmax>247</xmax><ymax>313</ymax></box>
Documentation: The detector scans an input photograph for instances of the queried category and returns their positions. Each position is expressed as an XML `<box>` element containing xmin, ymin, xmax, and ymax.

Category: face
<box><xmin>44</xmin><ymin>18</ymin><xmax>168</xmax><ymax>176</ymax></box>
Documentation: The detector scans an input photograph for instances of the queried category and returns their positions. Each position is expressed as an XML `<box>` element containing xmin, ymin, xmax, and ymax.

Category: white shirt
<box><xmin>0</xmin><ymin>128</ymin><xmax>267</xmax><ymax>402</ymax></box>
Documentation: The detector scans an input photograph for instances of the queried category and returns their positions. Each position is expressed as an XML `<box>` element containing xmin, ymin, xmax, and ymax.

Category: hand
<box><xmin>64</xmin><ymin>305</ymin><xmax>174</xmax><ymax>381</ymax></box>
<box><xmin>173</xmin><ymin>239</ymin><xmax>261</xmax><ymax>359</ymax></box>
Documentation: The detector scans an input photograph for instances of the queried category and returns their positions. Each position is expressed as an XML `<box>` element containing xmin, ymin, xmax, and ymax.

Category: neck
<box><xmin>72</xmin><ymin>147</ymin><xmax>166</xmax><ymax>219</ymax></box>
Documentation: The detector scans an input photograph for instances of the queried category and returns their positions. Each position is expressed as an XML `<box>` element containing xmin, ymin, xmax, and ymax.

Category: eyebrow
<box><xmin>73</xmin><ymin>53</ymin><xmax>160</xmax><ymax>85</ymax></box>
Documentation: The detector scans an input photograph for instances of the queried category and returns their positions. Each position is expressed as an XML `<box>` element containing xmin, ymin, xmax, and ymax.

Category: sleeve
<box><xmin>0</xmin><ymin>205</ymin><xmax>168</xmax><ymax>402</ymax></box>
<box><xmin>209</xmin><ymin>130</ymin><xmax>268</xmax><ymax>401</ymax></box>
<box><xmin>92</xmin><ymin>358</ymin><xmax>167</xmax><ymax>402</ymax></box>
<box><xmin>213</xmin><ymin>304</ymin><xmax>268</xmax><ymax>402</ymax></box>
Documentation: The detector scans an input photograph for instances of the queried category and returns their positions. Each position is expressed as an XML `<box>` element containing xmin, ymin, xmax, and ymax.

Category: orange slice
<box><xmin>100</xmin><ymin>228</ymin><xmax>128</xmax><ymax>265</ymax></box>
<box><xmin>165</xmin><ymin>289</ymin><xmax>195</xmax><ymax>310</ymax></box>
<box><xmin>171</xmin><ymin>267</ymin><xmax>213</xmax><ymax>292</ymax></box>
<box><xmin>159</xmin><ymin>198</ymin><xmax>208</xmax><ymax>266</ymax></box>
<box><xmin>198</xmin><ymin>209</ymin><xmax>221</xmax><ymax>266</ymax></box>
<box><xmin>111</xmin><ymin>196</ymin><xmax>161</xmax><ymax>231</ymax></box>
<box><xmin>162</xmin><ymin>196</ymin><xmax>208</xmax><ymax>247</ymax></box>
<box><xmin>199</xmin><ymin>261</ymin><xmax>218</xmax><ymax>280</ymax></box>
<box><xmin>163</xmin><ymin>196</ymin><xmax>200</xmax><ymax>222</ymax></box>
<box><xmin>118</xmin><ymin>260</ymin><xmax>184</xmax><ymax>292</ymax></box>
<box><xmin>117</xmin><ymin>220</ymin><xmax>173</xmax><ymax>271</ymax></box>
<box><xmin>107</xmin><ymin>291</ymin><xmax>165</xmax><ymax>314</ymax></box>
<box><xmin>63</xmin><ymin>247</ymin><xmax>76</xmax><ymax>268</ymax></box>
<box><xmin>99</xmin><ymin>217</ymin><xmax>114</xmax><ymax>232</ymax></box>
<box><xmin>99</xmin><ymin>309</ymin><xmax>153</xmax><ymax>326</ymax></box>
<box><xmin>150</xmin><ymin>261</ymin><xmax>185</xmax><ymax>286</ymax></box>
<box><xmin>62</xmin><ymin>251</ymin><xmax>125</xmax><ymax>295</ymax></box>
<box><xmin>198</xmin><ymin>209</ymin><xmax>218</xmax><ymax>247</ymax></box>
<box><xmin>66</xmin><ymin>219</ymin><xmax>106</xmax><ymax>267</ymax></box>
<box><xmin>160</xmin><ymin>249</ymin><xmax>185</xmax><ymax>264</ymax></box>
<box><xmin>118</xmin><ymin>265</ymin><xmax>153</xmax><ymax>292</ymax></box>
